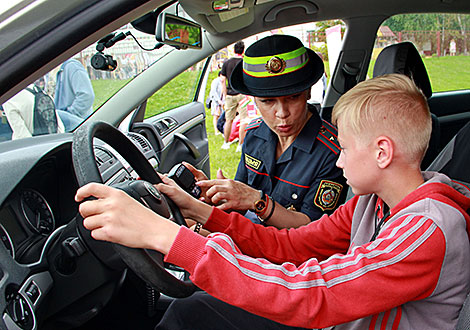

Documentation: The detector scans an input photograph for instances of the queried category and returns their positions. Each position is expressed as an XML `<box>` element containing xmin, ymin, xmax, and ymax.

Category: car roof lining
<box><xmin>181</xmin><ymin>0</ymin><xmax>470</xmax><ymax>34</ymax></box>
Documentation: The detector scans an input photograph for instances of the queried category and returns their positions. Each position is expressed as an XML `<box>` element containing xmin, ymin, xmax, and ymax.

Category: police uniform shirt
<box><xmin>235</xmin><ymin>108</ymin><xmax>347</xmax><ymax>222</ymax></box>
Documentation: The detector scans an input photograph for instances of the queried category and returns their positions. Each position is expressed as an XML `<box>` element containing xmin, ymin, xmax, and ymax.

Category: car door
<box><xmin>130</xmin><ymin>57</ymin><xmax>211</xmax><ymax>177</ymax></box>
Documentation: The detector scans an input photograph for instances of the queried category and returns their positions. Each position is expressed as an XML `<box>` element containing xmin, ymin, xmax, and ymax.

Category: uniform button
<box><xmin>292</xmin><ymin>193</ymin><xmax>298</xmax><ymax>200</ymax></box>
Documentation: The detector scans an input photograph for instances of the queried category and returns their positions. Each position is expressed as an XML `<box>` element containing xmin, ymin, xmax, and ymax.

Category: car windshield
<box><xmin>0</xmin><ymin>23</ymin><xmax>176</xmax><ymax>142</ymax></box>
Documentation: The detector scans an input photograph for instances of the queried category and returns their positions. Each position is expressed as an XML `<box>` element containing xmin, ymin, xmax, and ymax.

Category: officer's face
<box><xmin>254</xmin><ymin>89</ymin><xmax>311</xmax><ymax>139</ymax></box>
<box><xmin>336</xmin><ymin>119</ymin><xmax>379</xmax><ymax>196</ymax></box>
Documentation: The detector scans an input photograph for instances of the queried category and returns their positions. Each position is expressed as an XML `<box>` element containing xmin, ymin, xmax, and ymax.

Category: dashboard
<box><xmin>0</xmin><ymin>131</ymin><xmax>159</xmax><ymax>266</ymax></box>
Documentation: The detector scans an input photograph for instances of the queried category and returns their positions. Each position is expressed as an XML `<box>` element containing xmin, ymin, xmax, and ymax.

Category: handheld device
<box><xmin>167</xmin><ymin>163</ymin><xmax>201</xmax><ymax>199</ymax></box>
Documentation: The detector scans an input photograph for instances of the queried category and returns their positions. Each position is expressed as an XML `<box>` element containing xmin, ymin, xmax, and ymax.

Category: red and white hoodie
<box><xmin>165</xmin><ymin>172</ymin><xmax>470</xmax><ymax>329</ymax></box>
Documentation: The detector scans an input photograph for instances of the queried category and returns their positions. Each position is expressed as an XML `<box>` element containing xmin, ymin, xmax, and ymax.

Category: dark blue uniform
<box><xmin>235</xmin><ymin>108</ymin><xmax>347</xmax><ymax>222</ymax></box>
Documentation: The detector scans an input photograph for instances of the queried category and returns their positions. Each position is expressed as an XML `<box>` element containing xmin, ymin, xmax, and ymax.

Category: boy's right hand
<box><xmin>157</xmin><ymin>174</ymin><xmax>212</xmax><ymax>223</ymax></box>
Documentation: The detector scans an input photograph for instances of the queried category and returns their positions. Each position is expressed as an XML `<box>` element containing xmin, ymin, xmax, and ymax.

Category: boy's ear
<box><xmin>375</xmin><ymin>136</ymin><xmax>393</xmax><ymax>169</ymax></box>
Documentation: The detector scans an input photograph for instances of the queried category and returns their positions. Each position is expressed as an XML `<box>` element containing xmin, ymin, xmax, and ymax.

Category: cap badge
<box><xmin>265</xmin><ymin>56</ymin><xmax>286</xmax><ymax>74</ymax></box>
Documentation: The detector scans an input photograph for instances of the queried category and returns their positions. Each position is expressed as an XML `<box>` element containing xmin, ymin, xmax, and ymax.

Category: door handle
<box><xmin>174</xmin><ymin>133</ymin><xmax>201</xmax><ymax>159</ymax></box>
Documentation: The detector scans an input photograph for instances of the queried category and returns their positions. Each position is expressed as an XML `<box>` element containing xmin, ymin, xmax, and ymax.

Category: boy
<box><xmin>76</xmin><ymin>74</ymin><xmax>470</xmax><ymax>329</ymax></box>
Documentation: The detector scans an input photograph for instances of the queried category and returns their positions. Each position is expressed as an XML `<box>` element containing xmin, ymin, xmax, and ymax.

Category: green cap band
<box><xmin>243</xmin><ymin>47</ymin><xmax>308</xmax><ymax>77</ymax></box>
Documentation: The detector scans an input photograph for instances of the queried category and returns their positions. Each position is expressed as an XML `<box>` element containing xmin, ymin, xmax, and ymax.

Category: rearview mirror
<box><xmin>155</xmin><ymin>13</ymin><xmax>202</xmax><ymax>49</ymax></box>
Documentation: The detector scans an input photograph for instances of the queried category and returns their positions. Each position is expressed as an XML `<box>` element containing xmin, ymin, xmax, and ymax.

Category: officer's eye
<box><xmin>289</xmin><ymin>93</ymin><xmax>302</xmax><ymax>100</ymax></box>
<box><xmin>259</xmin><ymin>98</ymin><xmax>274</xmax><ymax>104</ymax></box>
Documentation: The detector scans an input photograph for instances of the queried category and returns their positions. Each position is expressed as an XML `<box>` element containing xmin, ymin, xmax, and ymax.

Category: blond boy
<box><xmin>76</xmin><ymin>74</ymin><xmax>470</xmax><ymax>329</ymax></box>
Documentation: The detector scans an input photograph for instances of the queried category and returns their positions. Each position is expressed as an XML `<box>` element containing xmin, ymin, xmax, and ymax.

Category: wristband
<box><xmin>259</xmin><ymin>196</ymin><xmax>275</xmax><ymax>223</ymax></box>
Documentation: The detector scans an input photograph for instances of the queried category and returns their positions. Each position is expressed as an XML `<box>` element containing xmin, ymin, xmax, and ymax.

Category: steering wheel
<box><xmin>72</xmin><ymin>120</ymin><xmax>196</xmax><ymax>298</ymax></box>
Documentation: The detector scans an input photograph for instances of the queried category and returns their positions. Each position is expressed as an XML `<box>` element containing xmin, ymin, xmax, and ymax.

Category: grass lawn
<box><xmin>92</xmin><ymin>55</ymin><xmax>470</xmax><ymax>180</ymax></box>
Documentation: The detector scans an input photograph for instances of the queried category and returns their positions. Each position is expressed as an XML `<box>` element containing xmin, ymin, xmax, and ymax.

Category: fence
<box><xmin>307</xmin><ymin>29</ymin><xmax>470</xmax><ymax>57</ymax></box>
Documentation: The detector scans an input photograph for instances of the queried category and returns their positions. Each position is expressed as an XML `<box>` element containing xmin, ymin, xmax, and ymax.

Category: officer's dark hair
<box><xmin>234</xmin><ymin>41</ymin><xmax>245</xmax><ymax>55</ymax></box>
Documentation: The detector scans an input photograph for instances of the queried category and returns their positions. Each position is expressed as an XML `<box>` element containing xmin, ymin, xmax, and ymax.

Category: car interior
<box><xmin>0</xmin><ymin>0</ymin><xmax>470</xmax><ymax>329</ymax></box>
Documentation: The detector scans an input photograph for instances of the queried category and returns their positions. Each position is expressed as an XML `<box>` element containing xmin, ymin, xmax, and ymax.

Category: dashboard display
<box><xmin>0</xmin><ymin>224</ymin><xmax>14</xmax><ymax>258</ymax></box>
<box><xmin>0</xmin><ymin>206</ymin><xmax>26</xmax><ymax>258</ymax></box>
<box><xmin>20</xmin><ymin>189</ymin><xmax>55</xmax><ymax>235</ymax></box>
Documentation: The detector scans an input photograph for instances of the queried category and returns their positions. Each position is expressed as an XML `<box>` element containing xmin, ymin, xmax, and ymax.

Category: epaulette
<box><xmin>316</xmin><ymin>120</ymin><xmax>341</xmax><ymax>155</ymax></box>
<box><xmin>245</xmin><ymin>117</ymin><xmax>263</xmax><ymax>131</ymax></box>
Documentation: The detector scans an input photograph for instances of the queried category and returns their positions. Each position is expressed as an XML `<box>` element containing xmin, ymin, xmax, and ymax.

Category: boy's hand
<box><xmin>157</xmin><ymin>175</ymin><xmax>212</xmax><ymax>223</ymax></box>
<box><xmin>75</xmin><ymin>183</ymin><xmax>179</xmax><ymax>254</ymax></box>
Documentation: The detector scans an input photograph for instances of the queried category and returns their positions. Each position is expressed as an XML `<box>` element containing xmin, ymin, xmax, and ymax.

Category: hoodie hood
<box><xmin>390</xmin><ymin>171</ymin><xmax>470</xmax><ymax>239</ymax></box>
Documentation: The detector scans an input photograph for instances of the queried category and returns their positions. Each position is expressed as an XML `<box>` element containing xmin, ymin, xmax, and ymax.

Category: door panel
<box><xmin>428</xmin><ymin>90</ymin><xmax>470</xmax><ymax>150</ymax></box>
<box><xmin>133</xmin><ymin>101</ymin><xmax>210</xmax><ymax>176</ymax></box>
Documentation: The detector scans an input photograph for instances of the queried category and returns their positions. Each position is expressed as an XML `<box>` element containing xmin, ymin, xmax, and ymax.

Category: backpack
<box><xmin>0</xmin><ymin>105</ymin><xmax>13</xmax><ymax>141</ymax></box>
<box><xmin>25</xmin><ymin>86</ymin><xmax>58</xmax><ymax>136</ymax></box>
<box><xmin>205</xmin><ymin>95</ymin><xmax>212</xmax><ymax>109</ymax></box>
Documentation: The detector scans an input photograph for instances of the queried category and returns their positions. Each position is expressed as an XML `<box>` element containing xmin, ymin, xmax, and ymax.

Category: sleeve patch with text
<box><xmin>245</xmin><ymin>154</ymin><xmax>262</xmax><ymax>171</ymax></box>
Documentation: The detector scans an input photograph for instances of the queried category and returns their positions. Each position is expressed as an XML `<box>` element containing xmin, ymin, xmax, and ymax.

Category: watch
<box><xmin>253</xmin><ymin>191</ymin><xmax>268</xmax><ymax>215</ymax></box>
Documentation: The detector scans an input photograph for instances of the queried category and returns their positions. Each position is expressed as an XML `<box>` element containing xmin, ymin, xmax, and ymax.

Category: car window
<box><xmin>144</xmin><ymin>59</ymin><xmax>207</xmax><ymax>118</ymax></box>
<box><xmin>0</xmin><ymin>23</ymin><xmax>175</xmax><ymax>142</ymax></box>
<box><xmin>370</xmin><ymin>13</ymin><xmax>470</xmax><ymax>93</ymax></box>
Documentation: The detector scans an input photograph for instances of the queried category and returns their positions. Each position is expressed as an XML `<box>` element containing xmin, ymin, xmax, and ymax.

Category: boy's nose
<box><xmin>336</xmin><ymin>152</ymin><xmax>344</xmax><ymax>169</ymax></box>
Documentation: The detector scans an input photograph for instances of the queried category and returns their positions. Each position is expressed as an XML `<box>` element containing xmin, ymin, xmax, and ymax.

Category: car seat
<box><xmin>429</xmin><ymin>126</ymin><xmax>470</xmax><ymax>329</ymax></box>
<box><xmin>426</xmin><ymin>120</ymin><xmax>470</xmax><ymax>183</ymax></box>
<box><xmin>373</xmin><ymin>41</ymin><xmax>440</xmax><ymax>169</ymax></box>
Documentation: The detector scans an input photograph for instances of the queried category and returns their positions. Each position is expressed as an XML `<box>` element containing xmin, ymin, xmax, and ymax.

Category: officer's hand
<box><xmin>196</xmin><ymin>178</ymin><xmax>260</xmax><ymax>212</ymax></box>
<box><xmin>183</xmin><ymin>162</ymin><xmax>208</xmax><ymax>181</ymax></box>
<box><xmin>216</xmin><ymin>169</ymin><xmax>226</xmax><ymax>180</ymax></box>
<box><xmin>181</xmin><ymin>162</ymin><xmax>213</xmax><ymax>204</ymax></box>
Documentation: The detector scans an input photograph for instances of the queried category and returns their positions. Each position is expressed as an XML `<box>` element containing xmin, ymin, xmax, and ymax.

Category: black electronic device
<box><xmin>167</xmin><ymin>163</ymin><xmax>201</xmax><ymax>199</ymax></box>
<box><xmin>91</xmin><ymin>52</ymin><xmax>117</xmax><ymax>71</ymax></box>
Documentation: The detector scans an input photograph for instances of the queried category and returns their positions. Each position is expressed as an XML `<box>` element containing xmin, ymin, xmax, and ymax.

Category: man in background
<box><xmin>55</xmin><ymin>58</ymin><xmax>95</xmax><ymax>131</ymax></box>
<box><xmin>220</xmin><ymin>41</ymin><xmax>246</xmax><ymax>152</ymax></box>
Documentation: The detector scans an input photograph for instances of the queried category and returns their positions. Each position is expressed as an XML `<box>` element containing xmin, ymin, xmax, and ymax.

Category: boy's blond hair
<box><xmin>331</xmin><ymin>74</ymin><xmax>432</xmax><ymax>164</ymax></box>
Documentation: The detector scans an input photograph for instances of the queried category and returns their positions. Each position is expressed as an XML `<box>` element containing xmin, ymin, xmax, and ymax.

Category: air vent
<box><xmin>127</xmin><ymin>132</ymin><xmax>151</xmax><ymax>152</ymax></box>
<box><xmin>94</xmin><ymin>147</ymin><xmax>114</xmax><ymax>168</ymax></box>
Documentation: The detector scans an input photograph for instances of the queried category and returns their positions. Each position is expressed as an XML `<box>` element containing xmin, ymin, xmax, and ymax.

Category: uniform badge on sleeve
<box><xmin>245</xmin><ymin>154</ymin><xmax>262</xmax><ymax>170</ymax></box>
<box><xmin>314</xmin><ymin>180</ymin><xmax>343</xmax><ymax>211</ymax></box>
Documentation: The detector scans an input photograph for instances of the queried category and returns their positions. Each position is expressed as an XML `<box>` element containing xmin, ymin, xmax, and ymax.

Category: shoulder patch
<box><xmin>245</xmin><ymin>117</ymin><xmax>263</xmax><ymax>131</ymax></box>
<box><xmin>245</xmin><ymin>153</ymin><xmax>262</xmax><ymax>170</ymax></box>
<box><xmin>316</xmin><ymin>123</ymin><xmax>340</xmax><ymax>155</ymax></box>
<box><xmin>314</xmin><ymin>180</ymin><xmax>343</xmax><ymax>211</ymax></box>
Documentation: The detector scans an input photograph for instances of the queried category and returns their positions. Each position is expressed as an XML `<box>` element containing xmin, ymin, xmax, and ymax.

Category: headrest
<box><xmin>373</xmin><ymin>42</ymin><xmax>432</xmax><ymax>98</ymax></box>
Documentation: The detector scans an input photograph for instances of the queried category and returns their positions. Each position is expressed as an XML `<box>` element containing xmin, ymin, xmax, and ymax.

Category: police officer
<box><xmin>195</xmin><ymin>34</ymin><xmax>347</xmax><ymax>228</ymax></box>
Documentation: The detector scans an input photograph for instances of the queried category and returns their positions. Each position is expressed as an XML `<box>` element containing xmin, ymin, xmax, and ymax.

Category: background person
<box><xmin>54</xmin><ymin>58</ymin><xmax>95</xmax><ymax>131</ymax></box>
<box><xmin>76</xmin><ymin>74</ymin><xmax>470</xmax><ymax>330</ymax></box>
<box><xmin>194</xmin><ymin>35</ymin><xmax>346</xmax><ymax>228</ymax></box>
<box><xmin>309</xmin><ymin>52</ymin><xmax>327</xmax><ymax>105</ymax></box>
<box><xmin>3</xmin><ymin>81</ymin><xmax>64</xmax><ymax>140</ymax></box>
<box><xmin>450</xmin><ymin>38</ymin><xmax>457</xmax><ymax>56</ymax></box>
<box><xmin>208</xmin><ymin>70</ymin><xmax>224</xmax><ymax>134</ymax></box>
<box><xmin>220</xmin><ymin>41</ymin><xmax>246</xmax><ymax>151</ymax></box>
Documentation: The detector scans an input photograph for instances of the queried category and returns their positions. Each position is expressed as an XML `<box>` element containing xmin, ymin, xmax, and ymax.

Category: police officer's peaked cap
<box><xmin>230</xmin><ymin>35</ymin><xmax>324</xmax><ymax>97</ymax></box>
